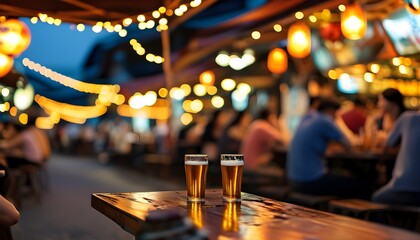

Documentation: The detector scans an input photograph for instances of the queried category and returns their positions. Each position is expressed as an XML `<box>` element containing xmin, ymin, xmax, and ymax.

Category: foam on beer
<box><xmin>185</xmin><ymin>154</ymin><xmax>208</xmax><ymax>165</ymax></box>
<box><xmin>221</xmin><ymin>160</ymin><xmax>244</xmax><ymax>166</ymax></box>
<box><xmin>220</xmin><ymin>154</ymin><xmax>244</xmax><ymax>166</ymax></box>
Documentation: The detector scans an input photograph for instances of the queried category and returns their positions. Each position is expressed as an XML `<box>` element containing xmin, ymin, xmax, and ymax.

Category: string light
<box><xmin>129</xmin><ymin>39</ymin><xmax>164</xmax><ymax>64</ymax></box>
<box><xmin>180</xmin><ymin>113</ymin><xmax>193</xmax><ymax>125</ymax></box>
<box><xmin>29</xmin><ymin>0</ymin><xmax>202</xmax><ymax>35</ymax></box>
<box><xmin>35</xmin><ymin>94</ymin><xmax>107</xmax><ymax>119</ymax></box>
<box><xmin>117</xmin><ymin>103</ymin><xmax>171</xmax><ymax>119</ymax></box>
<box><xmin>295</xmin><ymin>12</ymin><xmax>304</xmax><ymax>19</ymax></box>
<box><xmin>22</xmin><ymin>58</ymin><xmax>121</xmax><ymax>94</ymax></box>
<box><xmin>273</xmin><ymin>24</ymin><xmax>282</xmax><ymax>32</ymax></box>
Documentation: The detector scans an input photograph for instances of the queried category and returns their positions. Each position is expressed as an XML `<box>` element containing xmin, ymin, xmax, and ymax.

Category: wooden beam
<box><xmin>161</xmin><ymin>29</ymin><xmax>174</xmax><ymax>89</ymax></box>
<box><xmin>61</xmin><ymin>0</ymin><xmax>127</xmax><ymax>18</ymax></box>
<box><xmin>160</xmin><ymin>0</ymin><xmax>219</xmax><ymax>87</ymax></box>
<box><xmin>170</xmin><ymin>0</ymin><xmax>219</xmax><ymax>29</ymax></box>
<box><xmin>0</xmin><ymin>4</ymin><xmax>38</xmax><ymax>17</ymax></box>
<box><xmin>172</xmin><ymin>32</ymin><xmax>236</xmax><ymax>72</ymax></box>
<box><xmin>61</xmin><ymin>0</ymin><xmax>106</xmax><ymax>16</ymax></box>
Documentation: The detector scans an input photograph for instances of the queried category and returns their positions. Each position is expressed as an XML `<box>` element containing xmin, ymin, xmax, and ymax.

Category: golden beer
<box><xmin>220</xmin><ymin>154</ymin><xmax>244</xmax><ymax>202</ymax></box>
<box><xmin>185</xmin><ymin>154</ymin><xmax>208</xmax><ymax>202</ymax></box>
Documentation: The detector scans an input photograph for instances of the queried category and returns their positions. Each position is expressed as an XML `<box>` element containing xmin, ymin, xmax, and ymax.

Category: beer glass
<box><xmin>220</xmin><ymin>154</ymin><xmax>244</xmax><ymax>202</ymax></box>
<box><xmin>185</xmin><ymin>154</ymin><xmax>208</xmax><ymax>202</ymax></box>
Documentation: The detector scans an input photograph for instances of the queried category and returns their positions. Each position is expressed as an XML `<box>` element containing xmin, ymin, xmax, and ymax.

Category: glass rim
<box><xmin>185</xmin><ymin>154</ymin><xmax>208</xmax><ymax>163</ymax></box>
<box><xmin>220</xmin><ymin>154</ymin><xmax>244</xmax><ymax>160</ymax></box>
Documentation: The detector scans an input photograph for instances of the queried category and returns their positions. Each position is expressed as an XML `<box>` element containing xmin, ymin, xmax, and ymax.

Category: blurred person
<box><xmin>200</xmin><ymin>109</ymin><xmax>231</xmax><ymax>162</ymax></box>
<box><xmin>0</xmin><ymin>119</ymin><xmax>51</xmax><ymax>169</ymax></box>
<box><xmin>152</xmin><ymin>119</ymin><xmax>172</xmax><ymax>155</ymax></box>
<box><xmin>60</xmin><ymin>123</ymin><xmax>81</xmax><ymax>154</ymax></box>
<box><xmin>0</xmin><ymin>156</ymin><xmax>18</xmax><ymax>240</ymax></box>
<box><xmin>0</xmin><ymin>122</ymin><xmax>5</xmax><ymax>137</ymax></box>
<box><xmin>110</xmin><ymin>120</ymin><xmax>134</xmax><ymax>154</ymax></box>
<box><xmin>0</xmin><ymin>194</ymin><xmax>19</xmax><ymax>226</ymax></box>
<box><xmin>340</xmin><ymin>97</ymin><xmax>368</xmax><ymax>135</ymax></box>
<box><xmin>309</xmin><ymin>96</ymin><xmax>321</xmax><ymax>112</ymax></box>
<box><xmin>93</xmin><ymin>120</ymin><xmax>111</xmax><ymax>162</ymax></box>
<box><xmin>286</xmin><ymin>98</ymin><xmax>371</xmax><ymax>198</ymax></box>
<box><xmin>0</xmin><ymin>123</ymin><xmax>22</xmax><ymax>157</ymax></box>
<box><xmin>372</xmin><ymin>109</ymin><xmax>420</xmax><ymax>206</ymax></box>
<box><xmin>218</xmin><ymin>110</ymin><xmax>252</xmax><ymax>154</ymax></box>
<box><xmin>365</xmin><ymin>88</ymin><xmax>406</xmax><ymax>148</ymax></box>
<box><xmin>175</xmin><ymin>122</ymin><xmax>199</xmax><ymax>166</ymax></box>
<box><xmin>108</xmin><ymin>120</ymin><xmax>139</xmax><ymax>162</ymax></box>
<box><xmin>240</xmin><ymin>108</ymin><xmax>286</xmax><ymax>173</ymax></box>
<box><xmin>335</xmin><ymin>98</ymin><xmax>367</xmax><ymax>147</ymax></box>
<box><xmin>0</xmin><ymin>195</ymin><xmax>19</xmax><ymax>240</ymax></box>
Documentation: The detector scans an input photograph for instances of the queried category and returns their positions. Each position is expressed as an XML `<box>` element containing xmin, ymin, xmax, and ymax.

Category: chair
<box><xmin>328</xmin><ymin>198</ymin><xmax>420</xmax><ymax>232</ymax></box>
<box><xmin>9</xmin><ymin>160</ymin><xmax>49</xmax><ymax>209</ymax></box>
<box><xmin>328</xmin><ymin>199</ymin><xmax>388</xmax><ymax>219</ymax></box>
<box><xmin>384</xmin><ymin>205</ymin><xmax>420</xmax><ymax>232</ymax></box>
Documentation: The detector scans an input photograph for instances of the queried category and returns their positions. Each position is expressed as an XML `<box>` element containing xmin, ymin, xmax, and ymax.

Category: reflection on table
<box><xmin>91</xmin><ymin>189</ymin><xmax>420</xmax><ymax>240</ymax></box>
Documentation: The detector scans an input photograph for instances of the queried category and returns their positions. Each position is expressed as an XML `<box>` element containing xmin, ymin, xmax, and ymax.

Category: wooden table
<box><xmin>327</xmin><ymin>149</ymin><xmax>397</xmax><ymax>186</ymax></box>
<box><xmin>327</xmin><ymin>148</ymin><xmax>397</xmax><ymax>162</ymax></box>
<box><xmin>91</xmin><ymin>189</ymin><xmax>420</xmax><ymax>240</ymax></box>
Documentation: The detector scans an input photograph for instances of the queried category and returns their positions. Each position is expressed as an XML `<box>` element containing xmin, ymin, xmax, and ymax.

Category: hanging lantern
<box><xmin>341</xmin><ymin>3</ymin><xmax>367</xmax><ymax>40</ymax></box>
<box><xmin>287</xmin><ymin>22</ymin><xmax>311</xmax><ymax>58</ymax></box>
<box><xmin>0</xmin><ymin>19</ymin><xmax>32</xmax><ymax>56</ymax></box>
<box><xmin>319</xmin><ymin>22</ymin><xmax>342</xmax><ymax>42</ymax></box>
<box><xmin>405</xmin><ymin>0</ymin><xmax>420</xmax><ymax>15</ymax></box>
<box><xmin>0</xmin><ymin>53</ymin><xmax>13</xmax><ymax>78</ymax></box>
<box><xmin>267</xmin><ymin>48</ymin><xmax>288</xmax><ymax>74</ymax></box>
<box><xmin>199</xmin><ymin>70</ymin><xmax>215</xmax><ymax>86</ymax></box>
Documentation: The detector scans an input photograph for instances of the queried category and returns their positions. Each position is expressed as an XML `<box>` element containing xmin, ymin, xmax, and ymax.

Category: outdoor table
<box><xmin>91</xmin><ymin>189</ymin><xmax>420</xmax><ymax>239</ymax></box>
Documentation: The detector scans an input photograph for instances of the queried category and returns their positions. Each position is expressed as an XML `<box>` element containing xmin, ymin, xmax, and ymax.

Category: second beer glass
<box><xmin>220</xmin><ymin>154</ymin><xmax>244</xmax><ymax>202</ymax></box>
<box><xmin>185</xmin><ymin>154</ymin><xmax>208</xmax><ymax>202</ymax></box>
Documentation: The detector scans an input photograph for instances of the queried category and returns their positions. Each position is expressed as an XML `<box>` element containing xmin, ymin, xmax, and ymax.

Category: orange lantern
<box><xmin>199</xmin><ymin>70</ymin><xmax>215</xmax><ymax>86</ymax></box>
<box><xmin>287</xmin><ymin>22</ymin><xmax>311</xmax><ymax>58</ymax></box>
<box><xmin>267</xmin><ymin>48</ymin><xmax>288</xmax><ymax>74</ymax></box>
<box><xmin>341</xmin><ymin>3</ymin><xmax>367</xmax><ymax>40</ymax></box>
<box><xmin>0</xmin><ymin>53</ymin><xmax>13</xmax><ymax>78</ymax></box>
<box><xmin>405</xmin><ymin>0</ymin><xmax>420</xmax><ymax>15</ymax></box>
<box><xmin>0</xmin><ymin>19</ymin><xmax>32</xmax><ymax>56</ymax></box>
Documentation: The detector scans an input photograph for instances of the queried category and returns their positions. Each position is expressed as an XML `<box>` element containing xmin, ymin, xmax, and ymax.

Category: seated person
<box><xmin>286</xmin><ymin>98</ymin><xmax>371</xmax><ymax>199</ymax></box>
<box><xmin>372</xmin><ymin>109</ymin><xmax>420</xmax><ymax>206</ymax></box>
<box><xmin>0</xmin><ymin>120</ymin><xmax>50</xmax><ymax>169</ymax></box>
<box><xmin>365</xmin><ymin>88</ymin><xmax>406</xmax><ymax>148</ymax></box>
<box><xmin>200</xmin><ymin>109</ymin><xmax>231</xmax><ymax>162</ymax></box>
<box><xmin>340</xmin><ymin>97</ymin><xmax>367</xmax><ymax>135</ymax></box>
<box><xmin>218</xmin><ymin>110</ymin><xmax>252</xmax><ymax>154</ymax></box>
<box><xmin>240</xmin><ymin>108</ymin><xmax>285</xmax><ymax>175</ymax></box>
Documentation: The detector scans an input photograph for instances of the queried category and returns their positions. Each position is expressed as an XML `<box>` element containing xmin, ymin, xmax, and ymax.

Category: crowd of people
<box><xmin>0</xmin><ymin>85</ymin><xmax>418</xmax><ymax>240</ymax></box>
<box><xmin>38</xmin><ymin>86</ymin><xmax>419</xmax><ymax>209</ymax></box>
<box><xmin>0</xmin><ymin>86</ymin><xmax>416</xmax><ymax>227</ymax></box>
<box><xmin>173</xmin><ymin>87</ymin><xmax>420</xmax><ymax>208</ymax></box>
<box><xmin>286</xmin><ymin>87</ymin><xmax>420</xmax><ymax>208</ymax></box>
